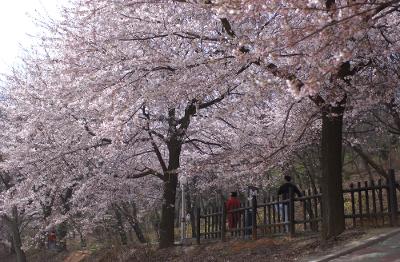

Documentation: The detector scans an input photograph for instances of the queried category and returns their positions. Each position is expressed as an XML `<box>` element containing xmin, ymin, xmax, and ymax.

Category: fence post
<box><xmin>349</xmin><ymin>183</ymin><xmax>356</xmax><ymax>227</ymax></box>
<box><xmin>252</xmin><ymin>195</ymin><xmax>257</xmax><ymax>240</ymax></box>
<box><xmin>387</xmin><ymin>169</ymin><xmax>398</xmax><ymax>226</ymax></box>
<box><xmin>221</xmin><ymin>203</ymin><xmax>226</xmax><ymax>241</ymax></box>
<box><xmin>196</xmin><ymin>207</ymin><xmax>201</xmax><ymax>244</ymax></box>
<box><xmin>288</xmin><ymin>187</ymin><xmax>295</xmax><ymax>237</ymax></box>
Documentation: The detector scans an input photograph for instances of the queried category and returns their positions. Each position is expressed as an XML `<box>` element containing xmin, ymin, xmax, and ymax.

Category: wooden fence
<box><xmin>195</xmin><ymin>171</ymin><xmax>399</xmax><ymax>244</ymax></box>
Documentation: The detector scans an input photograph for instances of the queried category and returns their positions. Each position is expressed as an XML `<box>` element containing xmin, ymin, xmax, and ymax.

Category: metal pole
<box><xmin>181</xmin><ymin>183</ymin><xmax>185</xmax><ymax>242</ymax></box>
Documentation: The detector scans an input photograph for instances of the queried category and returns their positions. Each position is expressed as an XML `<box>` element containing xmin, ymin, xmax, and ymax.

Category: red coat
<box><xmin>48</xmin><ymin>232</ymin><xmax>56</xmax><ymax>242</ymax></box>
<box><xmin>226</xmin><ymin>197</ymin><xmax>240</xmax><ymax>229</ymax></box>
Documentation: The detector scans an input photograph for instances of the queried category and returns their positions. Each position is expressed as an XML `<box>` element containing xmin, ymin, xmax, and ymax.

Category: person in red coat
<box><xmin>48</xmin><ymin>229</ymin><xmax>57</xmax><ymax>250</ymax></box>
<box><xmin>226</xmin><ymin>192</ymin><xmax>240</xmax><ymax>229</ymax></box>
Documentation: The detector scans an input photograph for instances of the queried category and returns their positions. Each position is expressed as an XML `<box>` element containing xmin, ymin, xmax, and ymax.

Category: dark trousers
<box><xmin>245</xmin><ymin>210</ymin><xmax>253</xmax><ymax>236</ymax></box>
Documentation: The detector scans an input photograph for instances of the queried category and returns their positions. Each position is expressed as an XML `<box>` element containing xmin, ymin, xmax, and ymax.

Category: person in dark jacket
<box><xmin>245</xmin><ymin>186</ymin><xmax>258</xmax><ymax>238</ymax></box>
<box><xmin>277</xmin><ymin>175</ymin><xmax>302</xmax><ymax>232</ymax></box>
<box><xmin>278</xmin><ymin>175</ymin><xmax>302</xmax><ymax>199</ymax></box>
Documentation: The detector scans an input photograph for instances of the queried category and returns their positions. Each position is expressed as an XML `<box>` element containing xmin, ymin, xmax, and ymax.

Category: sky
<box><xmin>0</xmin><ymin>0</ymin><xmax>64</xmax><ymax>74</ymax></box>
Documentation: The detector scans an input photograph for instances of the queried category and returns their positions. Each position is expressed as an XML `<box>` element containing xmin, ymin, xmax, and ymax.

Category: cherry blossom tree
<box><xmin>2</xmin><ymin>0</ymin><xmax>400</xmax><ymax>251</ymax></box>
<box><xmin>1</xmin><ymin>0</ymin><xmax>258</xmax><ymax>248</ymax></box>
<box><xmin>204</xmin><ymin>0</ymin><xmax>400</xmax><ymax>238</ymax></box>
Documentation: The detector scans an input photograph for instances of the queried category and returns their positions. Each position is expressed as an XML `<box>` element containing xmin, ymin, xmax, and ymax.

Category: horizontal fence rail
<box><xmin>196</xmin><ymin>171</ymin><xmax>399</xmax><ymax>244</ymax></box>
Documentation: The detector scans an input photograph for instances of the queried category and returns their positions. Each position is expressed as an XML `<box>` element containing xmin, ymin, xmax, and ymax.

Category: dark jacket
<box><xmin>277</xmin><ymin>182</ymin><xmax>302</xmax><ymax>200</ymax></box>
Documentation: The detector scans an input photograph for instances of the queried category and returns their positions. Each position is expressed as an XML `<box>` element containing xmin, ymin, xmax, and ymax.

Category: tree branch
<box><xmin>346</xmin><ymin>141</ymin><xmax>388</xmax><ymax>179</ymax></box>
<box><xmin>220</xmin><ymin>18</ymin><xmax>236</xmax><ymax>37</ymax></box>
<box><xmin>142</xmin><ymin>105</ymin><xmax>168</xmax><ymax>172</ymax></box>
<box><xmin>70</xmin><ymin>114</ymin><xmax>96</xmax><ymax>137</ymax></box>
<box><xmin>125</xmin><ymin>169</ymin><xmax>164</xmax><ymax>180</ymax></box>
<box><xmin>183</xmin><ymin>138</ymin><xmax>222</xmax><ymax>147</ymax></box>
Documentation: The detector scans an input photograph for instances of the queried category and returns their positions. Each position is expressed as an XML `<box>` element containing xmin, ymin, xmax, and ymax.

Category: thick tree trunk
<box><xmin>9</xmin><ymin>206</ymin><xmax>27</xmax><ymax>262</ymax></box>
<box><xmin>321</xmin><ymin>106</ymin><xmax>345</xmax><ymax>239</ymax></box>
<box><xmin>159</xmin><ymin>172</ymin><xmax>178</xmax><ymax>248</ymax></box>
<box><xmin>159</xmin><ymin>140</ymin><xmax>180</xmax><ymax>249</ymax></box>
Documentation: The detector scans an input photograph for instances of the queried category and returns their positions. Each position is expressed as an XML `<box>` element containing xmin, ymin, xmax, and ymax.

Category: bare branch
<box><xmin>142</xmin><ymin>105</ymin><xmax>168</xmax><ymax>172</ymax></box>
<box><xmin>220</xmin><ymin>18</ymin><xmax>236</xmax><ymax>37</ymax></box>
<box><xmin>280</xmin><ymin>99</ymin><xmax>304</xmax><ymax>143</ymax></box>
<box><xmin>184</xmin><ymin>138</ymin><xmax>222</xmax><ymax>147</ymax></box>
<box><xmin>119</xmin><ymin>34</ymin><xmax>168</xmax><ymax>41</ymax></box>
<box><xmin>70</xmin><ymin>114</ymin><xmax>96</xmax><ymax>137</ymax></box>
<box><xmin>125</xmin><ymin>169</ymin><xmax>164</xmax><ymax>180</ymax></box>
<box><xmin>346</xmin><ymin>141</ymin><xmax>388</xmax><ymax>179</ymax></box>
<box><xmin>216</xmin><ymin>117</ymin><xmax>238</xmax><ymax>129</ymax></box>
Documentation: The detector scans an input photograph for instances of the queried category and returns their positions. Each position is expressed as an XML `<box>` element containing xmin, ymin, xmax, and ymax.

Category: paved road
<box><xmin>331</xmin><ymin>232</ymin><xmax>400</xmax><ymax>262</ymax></box>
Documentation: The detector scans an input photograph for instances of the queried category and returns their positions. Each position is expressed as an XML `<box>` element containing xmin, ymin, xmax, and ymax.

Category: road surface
<box><xmin>331</xmin><ymin>232</ymin><xmax>400</xmax><ymax>262</ymax></box>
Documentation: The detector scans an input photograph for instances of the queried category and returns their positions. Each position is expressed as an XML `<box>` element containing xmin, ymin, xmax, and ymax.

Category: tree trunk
<box><xmin>159</xmin><ymin>172</ymin><xmax>178</xmax><ymax>248</ymax></box>
<box><xmin>57</xmin><ymin>221</ymin><xmax>68</xmax><ymax>251</ymax></box>
<box><xmin>151</xmin><ymin>211</ymin><xmax>160</xmax><ymax>240</ymax></box>
<box><xmin>129</xmin><ymin>220</ymin><xmax>147</xmax><ymax>243</ymax></box>
<box><xmin>9</xmin><ymin>206</ymin><xmax>27</xmax><ymax>262</ymax></box>
<box><xmin>120</xmin><ymin>201</ymin><xmax>147</xmax><ymax>243</ymax></box>
<box><xmin>321</xmin><ymin>106</ymin><xmax>345</xmax><ymax>239</ymax></box>
<box><xmin>159</xmin><ymin>140</ymin><xmax>181</xmax><ymax>249</ymax></box>
<box><xmin>113</xmin><ymin>208</ymin><xmax>127</xmax><ymax>245</ymax></box>
<box><xmin>9</xmin><ymin>234</ymin><xmax>15</xmax><ymax>254</ymax></box>
<box><xmin>79</xmin><ymin>233</ymin><xmax>86</xmax><ymax>248</ymax></box>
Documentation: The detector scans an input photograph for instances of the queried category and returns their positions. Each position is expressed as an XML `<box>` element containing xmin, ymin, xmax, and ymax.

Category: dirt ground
<box><xmin>0</xmin><ymin>229</ymin><xmax>368</xmax><ymax>262</ymax></box>
<box><xmin>80</xmin><ymin>229</ymin><xmax>367</xmax><ymax>262</ymax></box>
